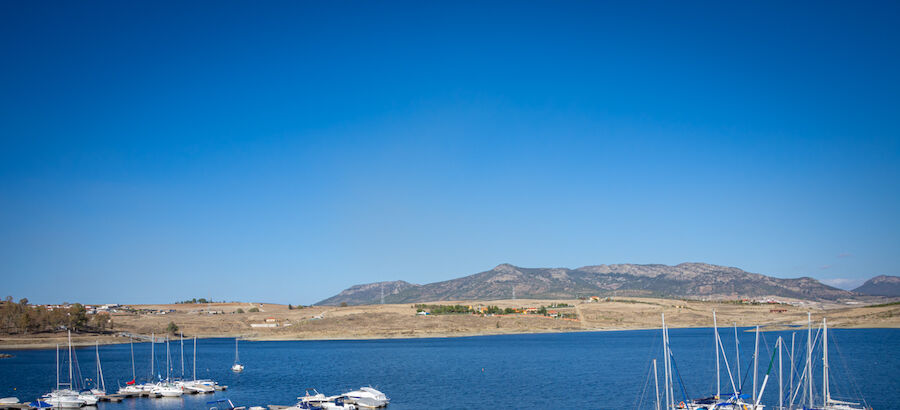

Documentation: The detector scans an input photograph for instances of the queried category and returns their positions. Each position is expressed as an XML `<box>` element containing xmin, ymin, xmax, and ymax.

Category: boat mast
<box><xmin>56</xmin><ymin>344</ymin><xmax>60</xmax><ymax>391</ymax></box>
<box><xmin>67</xmin><ymin>330</ymin><xmax>73</xmax><ymax>389</ymax></box>
<box><xmin>130</xmin><ymin>337</ymin><xmax>135</xmax><ymax>382</ymax></box>
<box><xmin>235</xmin><ymin>337</ymin><xmax>239</xmax><ymax>364</ymax></box>
<box><xmin>150</xmin><ymin>332</ymin><xmax>155</xmax><ymax>381</ymax></box>
<box><xmin>662</xmin><ymin>314</ymin><xmax>671</xmax><ymax>410</ymax></box>
<box><xmin>653</xmin><ymin>358</ymin><xmax>660</xmax><ymax>410</ymax></box>
<box><xmin>753</xmin><ymin>325</ymin><xmax>759</xmax><ymax>403</ymax></box>
<box><xmin>96</xmin><ymin>341</ymin><xmax>105</xmax><ymax>392</ymax></box>
<box><xmin>823</xmin><ymin>318</ymin><xmax>828</xmax><ymax>408</ymax></box>
<box><xmin>193</xmin><ymin>336</ymin><xmax>197</xmax><ymax>381</ymax></box>
<box><xmin>666</xmin><ymin>322</ymin><xmax>675</xmax><ymax>409</ymax></box>
<box><xmin>714</xmin><ymin>311</ymin><xmax>720</xmax><ymax>399</ymax></box>
<box><xmin>778</xmin><ymin>336</ymin><xmax>783</xmax><ymax>410</ymax></box>
<box><xmin>180</xmin><ymin>332</ymin><xmax>184</xmax><ymax>379</ymax></box>
<box><xmin>734</xmin><ymin>322</ymin><xmax>741</xmax><ymax>390</ymax></box>
<box><xmin>790</xmin><ymin>332</ymin><xmax>795</xmax><ymax>402</ymax></box>
<box><xmin>165</xmin><ymin>336</ymin><xmax>170</xmax><ymax>382</ymax></box>
<box><xmin>807</xmin><ymin>312</ymin><xmax>812</xmax><ymax>409</ymax></box>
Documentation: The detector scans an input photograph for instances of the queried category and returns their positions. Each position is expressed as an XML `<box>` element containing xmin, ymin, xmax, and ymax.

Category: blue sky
<box><xmin>1</xmin><ymin>1</ymin><xmax>898</xmax><ymax>304</ymax></box>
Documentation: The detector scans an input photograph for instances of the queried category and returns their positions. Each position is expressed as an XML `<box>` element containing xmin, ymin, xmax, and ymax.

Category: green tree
<box><xmin>68</xmin><ymin>303</ymin><xmax>88</xmax><ymax>330</ymax></box>
<box><xmin>248</xmin><ymin>307</ymin><xmax>260</xmax><ymax>313</ymax></box>
<box><xmin>166</xmin><ymin>321</ymin><xmax>179</xmax><ymax>334</ymax></box>
<box><xmin>236</xmin><ymin>308</ymin><xmax>244</xmax><ymax>314</ymax></box>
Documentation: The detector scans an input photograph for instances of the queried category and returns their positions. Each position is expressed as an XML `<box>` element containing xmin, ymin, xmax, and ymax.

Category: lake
<box><xmin>1</xmin><ymin>328</ymin><xmax>897</xmax><ymax>409</ymax></box>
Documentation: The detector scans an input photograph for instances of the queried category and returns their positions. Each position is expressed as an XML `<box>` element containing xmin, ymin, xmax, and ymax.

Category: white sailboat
<box><xmin>178</xmin><ymin>336</ymin><xmax>216</xmax><ymax>393</ymax></box>
<box><xmin>43</xmin><ymin>331</ymin><xmax>86</xmax><ymax>408</ymax></box>
<box><xmin>232</xmin><ymin>338</ymin><xmax>244</xmax><ymax>372</ymax></box>
<box><xmin>151</xmin><ymin>336</ymin><xmax>184</xmax><ymax>397</ymax></box>
<box><xmin>814</xmin><ymin>318</ymin><xmax>868</xmax><ymax>410</ymax></box>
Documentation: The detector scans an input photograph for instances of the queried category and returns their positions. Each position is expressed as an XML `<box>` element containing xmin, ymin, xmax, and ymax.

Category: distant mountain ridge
<box><xmin>853</xmin><ymin>275</ymin><xmax>900</xmax><ymax>297</ymax></box>
<box><xmin>316</xmin><ymin>280</ymin><xmax>419</xmax><ymax>306</ymax></box>
<box><xmin>315</xmin><ymin>262</ymin><xmax>858</xmax><ymax>305</ymax></box>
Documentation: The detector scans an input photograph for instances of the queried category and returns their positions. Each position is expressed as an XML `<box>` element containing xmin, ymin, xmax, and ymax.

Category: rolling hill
<box><xmin>853</xmin><ymin>275</ymin><xmax>900</xmax><ymax>297</ymax></box>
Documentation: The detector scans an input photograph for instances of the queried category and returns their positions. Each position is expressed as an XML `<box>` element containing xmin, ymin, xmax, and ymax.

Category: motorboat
<box><xmin>43</xmin><ymin>391</ymin><xmax>85</xmax><ymax>408</ymax></box>
<box><xmin>152</xmin><ymin>382</ymin><xmax>184</xmax><ymax>397</ymax></box>
<box><xmin>298</xmin><ymin>389</ymin><xmax>330</xmax><ymax>406</ymax></box>
<box><xmin>343</xmin><ymin>387</ymin><xmax>389</xmax><ymax>408</ymax></box>
<box><xmin>0</xmin><ymin>398</ymin><xmax>19</xmax><ymax>404</ymax></box>
<box><xmin>76</xmin><ymin>391</ymin><xmax>99</xmax><ymax>406</ymax></box>
<box><xmin>320</xmin><ymin>397</ymin><xmax>357</xmax><ymax>410</ymax></box>
<box><xmin>178</xmin><ymin>380</ymin><xmax>215</xmax><ymax>394</ymax></box>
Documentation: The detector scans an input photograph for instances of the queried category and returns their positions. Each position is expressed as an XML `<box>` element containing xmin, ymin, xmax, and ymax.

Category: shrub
<box><xmin>236</xmin><ymin>308</ymin><xmax>245</xmax><ymax>314</ymax></box>
<box><xmin>248</xmin><ymin>307</ymin><xmax>260</xmax><ymax>313</ymax></box>
<box><xmin>166</xmin><ymin>321</ymin><xmax>179</xmax><ymax>333</ymax></box>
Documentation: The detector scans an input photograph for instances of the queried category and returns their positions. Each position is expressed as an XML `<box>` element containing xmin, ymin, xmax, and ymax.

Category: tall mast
<box><xmin>150</xmin><ymin>332</ymin><xmax>155</xmax><ymax>381</ymax></box>
<box><xmin>734</xmin><ymin>322</ymin><xmax>741</xmax><ymax>390</ymax></box>
<box><xmin>666</xmin><ymin>322</ymin><xmax>675</xmax><ymax>409</ymax></box>
<box><xmin>753</xmin><ymin>325</ymin><xmax>759</xmax><ymax>403</ymax></box>
<box><xmin>662</xmin><ymin>314</ymin><xmax>670</xmax><ymax>410</ymax></box>
<box><xmin>790</xmin><ymin>332</ymin><xmax>795</xmax><ymax>401</ymax></box>
<box><xmin>823</xmin><ymin>318</ymin><xmax>828</xmax><ymax>408</ymax></box>
<box><xmin>653</xmin><ymin>358</ymin><xmax>661</xmax><ymax>410</ymax></box>
<box><xmin>56</xmin><ymin>344</ymin><xmax>60</xmax><ymax>391</ymax></box>
<box><xmin>778</xmin><ymin>336</ymin><xmax>783</xmax><ymax>410</ymax></box>
<box><xmin>130</xmin><ymin>338</ymin><xmax>135</xmax><ymax>382</ymax></box>
<box><xmin>193</xmin><ymin>336</ymin><xmax>197</xmax><ymax>381</ymax></box>
<box><xmin>235</xmin><ymin>337</ymin><xmax>239</xmax><ymax>363</ymax></box>
<box><xmin>714</xmin><ymin>311</ymin><xmax>720</xmax><ymax>399</ymax></box>
<box><xmin>807</xmin><ymin>312</ymin><xmax>812</xmax><ymax>408</ymax></box>
<box><xmin>96</xmin><ymin>341</ymin><xmax>105</xmax><ymax>391</ymax></box>
<box><xmin>67</xmin><ymin>330</ymin><xmax>73</xmax><ymax>388</ymax></box>
<box><xmin>180</xmin><ymin>332</ymin><xmax>185</xmax><ymax>379</ymax></box>
<box><xmin>165</xmin><ymin>336</ymin><xmax>170</xmax><ymax>382</ymax></box>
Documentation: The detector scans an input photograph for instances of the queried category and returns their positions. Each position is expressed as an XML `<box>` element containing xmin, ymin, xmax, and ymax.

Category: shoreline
<box><xmin>3</xmin><ymin>323</ymin><xmax>898</xmax><ymax>350</ymax></box>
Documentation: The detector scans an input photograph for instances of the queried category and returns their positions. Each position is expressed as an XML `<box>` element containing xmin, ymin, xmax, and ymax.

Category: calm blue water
<box><xmin>1</xmin><ymin>328</ymin><xmax>897</xmax><ymax>409</ymax></box>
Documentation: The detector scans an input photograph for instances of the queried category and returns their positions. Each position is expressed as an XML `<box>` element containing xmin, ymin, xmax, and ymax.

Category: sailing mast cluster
<box><xmin>649</xmin><ymin>312</ymin><xmax>870</xmax><ymax>410</ymax></box>
<box><xmin>33</xmin><ymin>332</ymin><xmax>222</xmax><ymax>408</ymax></box>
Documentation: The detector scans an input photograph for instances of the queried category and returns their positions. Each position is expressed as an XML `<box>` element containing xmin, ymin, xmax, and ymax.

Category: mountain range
<box><xmin>316</xmin><ymin>262</ymin><xmax>894</xmax><ymax>305</ymax></box>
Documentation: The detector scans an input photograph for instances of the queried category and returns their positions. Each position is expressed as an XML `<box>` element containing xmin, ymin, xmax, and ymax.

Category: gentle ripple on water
<box><xmin>1</xmin><ymin>328</ymin><xmax>897</xmax><ymax>409</ymax></box>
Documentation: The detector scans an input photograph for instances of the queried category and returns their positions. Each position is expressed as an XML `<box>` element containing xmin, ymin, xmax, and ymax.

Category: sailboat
<box><xmin>42</xmin><ymin>331</ymin><xmax>86</xmax><ymax>408</ymax></box>
<box><xmin>151</xmin><ymin>336</ymin><xmax>184</xmax><ymax>397</ymax></box>
<box><xmin>89</xmin><ymin>341</ymin><xmax>106</xmax><ymax>396</ymax></box>
<box><xmin>231</xmin><ymin>338</ymin><xmax>244</xmax><ymax>372</ymax></box>
<box><xmin>117</xmin><ymin>338</ymin><xmax>142</xmax><ymax>394</ymax></box>
<box><xmin>177</xmin><ymin>335</ymin><xmax>216</xmax><ymax>393</ymax></box>
<box><xmin>804</xmin><ymin>317</ymin><xmax>869</xmax><ymax>410</ymax></box>
<box><xmin>655</xmin><ymin>314</ymin><xmax>766</xmax><ymax>410</ymax></box>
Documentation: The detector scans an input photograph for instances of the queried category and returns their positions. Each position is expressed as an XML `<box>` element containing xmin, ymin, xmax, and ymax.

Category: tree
<box><xmin>236</xmin><ymin>308</ymin><xmax>244</xmax><ymax>314</ymax></box>
<box><xmin>288</xmin><ymin>304</ymin><xmax>293</xmax><ymax>310</ymax></box>
<box><xmin>248</xmin><ymin>307</ymin><xmax>259</xmax><ymax>313</ymax></box>
<box><xmin>68</xmin><ymin>303</ymin><xmax>88</xmax><ymax>330</ymax></box>
<box><xmin>166</xmin><ymin>321</ymin><xmax>179</xmax><ymax>334</ymax></box>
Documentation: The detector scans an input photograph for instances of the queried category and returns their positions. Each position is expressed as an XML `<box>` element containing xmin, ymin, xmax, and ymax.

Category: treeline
<box><xmin>415</xmin><ymin>304</ymin><xmax>471</xmax><ymax>314</ymax></box>
<box><xmin>175</xmin><ymin>298</ymin><xmax>221</xmax><ymax>304</ymax></box>
<box><xmin>414</xmin><ymin>304</ymin><xmax>519</xmax><ymax>315</ymax></box>
<box><xmin>0</xmin><ymin>297</ymin><xmax>113</xmax><ymax>335</ymax></box>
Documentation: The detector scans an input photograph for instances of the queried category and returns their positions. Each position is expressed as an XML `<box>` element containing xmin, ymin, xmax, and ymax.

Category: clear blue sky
<box><xmin>1</xmin><ymin>1</ymin><xmax>898</xmax><ymax>304</ymax></box>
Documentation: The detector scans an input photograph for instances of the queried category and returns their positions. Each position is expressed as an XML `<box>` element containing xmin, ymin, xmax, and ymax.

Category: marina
<box><xmin>1</xmin><ymin>328</ymin><xmax>895</xmax><ymax>409</ymax></box>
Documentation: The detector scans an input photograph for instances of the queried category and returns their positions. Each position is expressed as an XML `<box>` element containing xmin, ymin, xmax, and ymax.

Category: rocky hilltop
<box><xmin>316</xmin><ymin>280</ymin><xmax>419</xmax><ymax>306</ymax></box>
<box><xmin>316</xmin><ymin>262</ymin><xmax>856</xmax><ymax>305</ymax></box>
<box><xmin>853</xmin><ymin>275</ymin><xmax>900</xmax><ymax>297</ymax></box>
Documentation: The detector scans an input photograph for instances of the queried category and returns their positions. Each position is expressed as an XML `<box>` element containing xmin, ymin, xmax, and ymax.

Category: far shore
<box><xmin>2</xmin><ymin>297</ymin><xmax>898</xmax><ymax>350</ymax></box>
